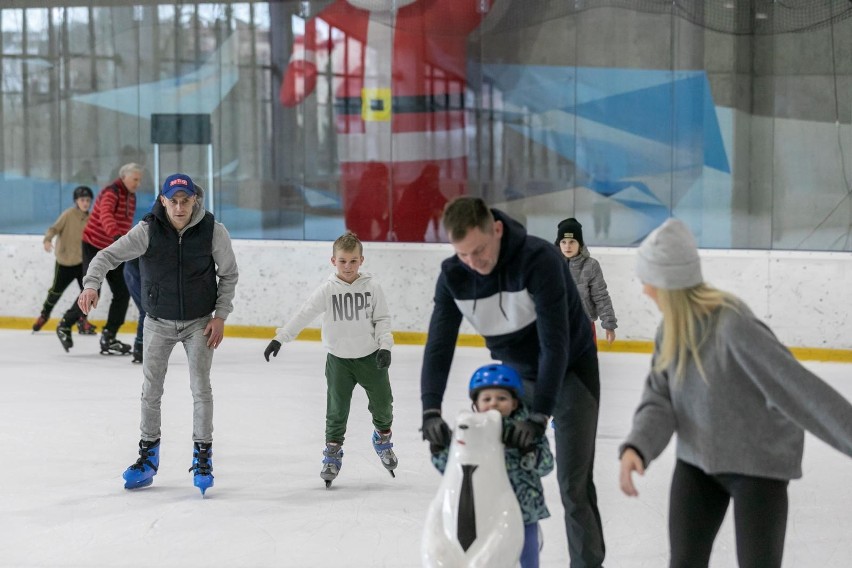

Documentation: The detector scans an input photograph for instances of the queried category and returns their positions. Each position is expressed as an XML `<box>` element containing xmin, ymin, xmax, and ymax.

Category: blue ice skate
<box><xmin>188</xmin><ymin>442</ymin><xmax>214</xmax><ymax>496</ymax></box>
<box><xmin>123</xmin><ymin>439</ymin><xmax>160</xmax><ymax>490</ymax></box>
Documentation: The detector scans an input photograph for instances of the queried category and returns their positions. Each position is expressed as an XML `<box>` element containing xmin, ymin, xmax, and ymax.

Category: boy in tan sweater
<box><xmin>33</xmin><ymin>185</ymin><xmax>97</xmax><ymax>334</ymax></box>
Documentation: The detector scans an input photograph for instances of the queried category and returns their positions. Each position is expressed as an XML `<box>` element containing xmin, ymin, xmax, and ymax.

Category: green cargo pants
<box><xmin>324</xmin><ymin>351</ymin><xmax>393</xmax><ymax>443</ymax></box>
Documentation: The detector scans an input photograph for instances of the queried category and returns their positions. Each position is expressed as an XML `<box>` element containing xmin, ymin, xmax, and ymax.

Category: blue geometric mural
<box><xmin>471</xmin><ymin>64</ymin><xmax>731</xmax><ymax>242</ymax></box>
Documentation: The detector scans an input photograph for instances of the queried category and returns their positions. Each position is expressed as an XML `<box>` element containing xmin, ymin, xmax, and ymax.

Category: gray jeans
<box><xmin>140</xmin><ymin>315</ymin><xmax>215</xmax><ymax>443</ymax></box>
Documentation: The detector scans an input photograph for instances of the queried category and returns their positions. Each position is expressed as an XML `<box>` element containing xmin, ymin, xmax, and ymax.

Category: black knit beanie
<box><xmin>555</xmin><ymin>218</ymin><xmax>584</xmax><ymax>247</ymax></box>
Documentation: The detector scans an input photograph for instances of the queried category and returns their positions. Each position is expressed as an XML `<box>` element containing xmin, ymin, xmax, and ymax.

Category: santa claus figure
<box><xmin>281</xmin><ymin>0</ymin><xmax>493</xmax><ymax>241</ymax></box>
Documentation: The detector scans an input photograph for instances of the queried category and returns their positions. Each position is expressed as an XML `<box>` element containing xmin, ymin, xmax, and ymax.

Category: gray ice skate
<box><xmin>321</xmin><ymin>442</ymin><xmax>343</xmax><ymax>489</ymax></box>
<box><xmin>372</xmin><ymin>430</ymin><xmax>398</xmax><ymax>478</ymax></box>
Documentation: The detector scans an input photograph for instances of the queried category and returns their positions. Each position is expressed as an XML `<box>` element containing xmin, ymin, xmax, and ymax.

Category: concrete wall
<box><xmin>4</xmin><ymin>234</ymin><xmax>850</xmax><ymax>351</ymax></box>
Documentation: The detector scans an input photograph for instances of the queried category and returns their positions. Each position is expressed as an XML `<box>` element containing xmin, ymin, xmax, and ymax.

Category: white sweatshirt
<box><xmin>274</xmin><ymin>272</ymin><xmax>394</xmax><ymax>359</ymax></box>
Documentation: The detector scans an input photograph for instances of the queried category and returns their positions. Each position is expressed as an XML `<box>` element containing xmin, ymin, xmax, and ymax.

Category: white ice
<box><xmin>1</xmin><ymin>329</ymin><xmax>851</xmax><ymax>567</ymax></box>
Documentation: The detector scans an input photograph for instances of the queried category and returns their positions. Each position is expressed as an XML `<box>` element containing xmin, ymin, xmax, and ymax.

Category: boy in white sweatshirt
<box><xmin>264</xmin><ymin>231</ymin><xmax>396</xmax><ymax>487</ymax></box>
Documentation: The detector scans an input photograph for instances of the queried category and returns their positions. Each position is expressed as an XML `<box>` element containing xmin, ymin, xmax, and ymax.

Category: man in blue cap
<box><xmin>77</xmin><ymin>173</ymin><xmax>239</xmax><ymax>496</ymax></box>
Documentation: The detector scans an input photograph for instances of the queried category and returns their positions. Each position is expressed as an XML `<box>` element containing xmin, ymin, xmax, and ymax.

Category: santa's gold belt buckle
<box><xmin>361</xmin><ymin>87</ymin><xmax>392</xmax><ymax>122</ymax></box>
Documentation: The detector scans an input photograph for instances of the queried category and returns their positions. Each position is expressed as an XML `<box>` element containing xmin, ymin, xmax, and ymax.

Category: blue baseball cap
<box><xmin>161</xmin><ymin>173</ymin><xmax>196</xmax><ymax>198</ymax></box>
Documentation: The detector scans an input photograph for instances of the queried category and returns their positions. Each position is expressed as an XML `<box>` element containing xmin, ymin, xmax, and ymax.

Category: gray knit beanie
<box><xmin>636</xmin><ymin>218</ymin><xmax>703</xmax><ymax>290</ymax></box>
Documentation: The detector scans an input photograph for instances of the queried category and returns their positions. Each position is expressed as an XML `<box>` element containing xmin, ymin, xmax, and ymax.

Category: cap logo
<box><xmin>169</xmin><ymin>178</ymin><xmax>189</xmax><ymax>187</ymax></box>
<box><xmin>563</xmin><ymin>232</ymin><xmax>574</xmax><ymax>239</ymax></box>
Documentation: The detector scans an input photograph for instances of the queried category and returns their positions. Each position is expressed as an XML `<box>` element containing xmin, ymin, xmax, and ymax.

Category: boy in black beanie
<box><xmin>556</xmin><ymin>217</ymin><xmax>618</xmax><ymax>344</ymax></box>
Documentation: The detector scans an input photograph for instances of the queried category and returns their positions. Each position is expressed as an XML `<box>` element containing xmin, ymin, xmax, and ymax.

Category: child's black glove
<box><xmin>504</xmin><ymin>412</ymin><xmax>548</xmax><ymax>453</ymax></box>
<box><xmin>376</xmin><ymin>349</ymin><xmax>392</xmax><ymax>369</ymax></box>
<box><xmin>421</xmin><ymin>409</ymin><xmax>451</xmax><ymax>450</ymax></box>
<box><xmin>263</xmin><ymin>340</ymin><xmax>282</xmax><ymax>362</ymax></box>
<box><xmin>429</xmin><ymin>442</ymin><xmax>447</xmax><ymax>457</ymax></box>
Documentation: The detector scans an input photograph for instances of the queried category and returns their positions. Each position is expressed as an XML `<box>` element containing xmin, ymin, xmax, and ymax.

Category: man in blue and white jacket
<box><xmin>420</xmin><ymin>196</ymin><xmax>605</xmax><ymax>568</ymax></box>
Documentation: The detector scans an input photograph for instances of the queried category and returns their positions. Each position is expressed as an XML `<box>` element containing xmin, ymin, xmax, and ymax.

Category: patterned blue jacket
<box><xmin>431</xmin><ymin>404</ymin><xmax>554</xmax><ymax>524</ymax></box>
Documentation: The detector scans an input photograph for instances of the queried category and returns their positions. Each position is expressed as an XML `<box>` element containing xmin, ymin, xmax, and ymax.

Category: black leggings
<box><xmin>669</xmin><ymin>460</ymin><xmax>789</xmax><ymax>568</ymax></box>
<box><xmin>40</xmin><ymin>263</ymin><xmax>83</xmax><ymax>317</ymax></box>
<box><xmin>61</xmin><ymin>241</ymin><xmax>129</xmax><ymax>333</ymax></box>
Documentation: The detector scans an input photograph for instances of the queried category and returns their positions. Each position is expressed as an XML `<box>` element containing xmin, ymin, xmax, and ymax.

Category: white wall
<box><xmin>3</xmin><ymin>234</ymin><xmax>850</xmax><ymax>350</ymax></box>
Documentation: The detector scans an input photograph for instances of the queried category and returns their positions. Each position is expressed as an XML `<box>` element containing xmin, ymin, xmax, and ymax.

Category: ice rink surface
<box><xmin>1</xmin><ymin>328</ymin><xmax>851</xmax><ymax>567</ymax></box>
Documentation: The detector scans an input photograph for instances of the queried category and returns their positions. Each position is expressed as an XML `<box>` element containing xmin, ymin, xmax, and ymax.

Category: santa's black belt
<box><xmin>334</xmin><ymin>94</ymin><xmax>465</xmax><ymax>115</ymax></box>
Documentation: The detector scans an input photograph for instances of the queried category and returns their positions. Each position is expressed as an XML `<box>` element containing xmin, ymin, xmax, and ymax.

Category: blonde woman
<box><xmin>619</xmin><ymin>218</ymin><xmax>852</xmax><ymax>568</ymax></box>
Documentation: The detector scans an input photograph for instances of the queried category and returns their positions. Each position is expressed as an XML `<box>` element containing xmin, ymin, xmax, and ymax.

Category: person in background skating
<box><xmin>555</xmin><ymin>218</ymin><xmax>618</xmax><ymax>345</ymax></box>
<box><xmin>263</xmin><ymin>231</ymin><xmax>397</xmax><ymax>487</ymax></box>
<box><xmin>33</xmin><ymin>185</ymin><xmax>97</xmax><ymax>335</ymax></box>
<box><xmin>430</xmin><ymin>364</ymin><xmax>554</xmax><ymax>568</ymax></box>
<box><xmin>56</xmin><ymin>163</ymin><xmax>143</xmax><ymax>355</ymax></box>
<box><xmin>619</xmin><ymin>218</ymin><xmax>852</xmax><ymax>568</ymax></box>
<box><xmin>77</xmin><ymin>173</ymin><xmax>238</xmax><ymax>495</ymax></box>
<box><xmin>420</xmin><ymin>197</ymin><xmax>605</xmax><ymax>567</ymax></box>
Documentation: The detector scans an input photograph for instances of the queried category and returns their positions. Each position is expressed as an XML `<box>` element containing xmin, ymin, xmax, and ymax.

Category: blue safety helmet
<box><xmin>468</xmin><ymin>363</ymin><xmax>524</xmax><ymax>401</ymax></box>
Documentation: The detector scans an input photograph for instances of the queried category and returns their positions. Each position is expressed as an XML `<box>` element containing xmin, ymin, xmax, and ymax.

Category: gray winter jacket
<box><xmin>566</xmin><ymin>247</ymin><xmax>617</xmax><ymax>330</ymax></box>
<box><xmin>620</xmin><ymin>302</ymin><xmax>852</xmax><ymax>480</ymax></box>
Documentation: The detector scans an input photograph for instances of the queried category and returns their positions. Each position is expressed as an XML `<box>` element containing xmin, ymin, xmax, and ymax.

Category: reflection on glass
<box><xmin>281</xmin><ymin>0</ymin><xmax>492</xmax><ymax>242</ymax></box>
<box><xmin>0</xmin><ymin>2</ymin><xmax>848</xmax><ymax>251</ymax></box>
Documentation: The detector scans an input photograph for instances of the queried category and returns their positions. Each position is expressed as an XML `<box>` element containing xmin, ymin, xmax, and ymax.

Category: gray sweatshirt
<box><xmin>274</xmin><ymin>272</ymin><xmax>393</xmax><ymax>359</ymax></box>
<box><xmin>621</xmin><ymin>302</ymin><xmax>852</xmax><ymax>480</ymax></box>
<box><xmin>82</xmin><ymin>201</ymin><xmax>239</xmax><ymax>321</ymax></box>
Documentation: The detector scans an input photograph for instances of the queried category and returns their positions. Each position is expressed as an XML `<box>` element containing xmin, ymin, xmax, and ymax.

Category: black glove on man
<box><xmin>421</xmin><ymin>409</ymin><xmax>451</xmax><ymax>450</ymax></box>
<box><xmin>504</xmin><ymin>412</ymin><xmax>549</xmax><ymax>453</ymax></box>
<box><xmin>375</xmin><ymin>349</ymin><xmax>391</xmax><ymax>369</ymax></box>
<box><xmin>263</xmin><ymin>340</ymin><xmax>282</xmax><ymax>362</ymax></box>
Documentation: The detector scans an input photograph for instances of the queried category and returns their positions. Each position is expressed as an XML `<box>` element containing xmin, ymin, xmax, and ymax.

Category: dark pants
<box><xmin>40</xmin><ymin>263</ymin><xmax>83</xmax><ymax>317</ymax></box>
<box><xmin>62</xmin><ymin>241</ymin><xmax>130</xmax><ymax>334</ymax></box>
<box><xmin>669</xmin><ymin>460</ymin><xmax>788</xmax><ymax>568</ymax></box>
<box><xmin>520</xmin><ymin>522</ymin><xmax>540</xmax><ymax>568</ymax></box>
<box><xmin>123</xmin><ymin>258</ymin><xmax>145</xmax><ymax>346</ymax></box>
<box><xmin>521</xmin><ymin>350</ymin><xmax>604</xmax><ymax>568</ymax></box>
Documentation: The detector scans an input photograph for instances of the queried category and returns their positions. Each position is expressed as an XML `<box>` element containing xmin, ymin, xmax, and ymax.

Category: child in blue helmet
<box><xmin>430</xmin><ymin>364</ymin><xmax>554</xmax><ymax>568</ymax></box>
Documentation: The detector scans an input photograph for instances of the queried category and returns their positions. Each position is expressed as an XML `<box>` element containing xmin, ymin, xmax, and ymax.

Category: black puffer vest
<box><xmin>140</xmin><ymin>202</ymin><xmax>217</xmax><ymax>320</ymax></box>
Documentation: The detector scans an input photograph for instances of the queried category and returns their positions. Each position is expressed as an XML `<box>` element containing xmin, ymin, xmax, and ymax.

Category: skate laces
<box><xmin>322</xmin><ymin>443</ymin><xmax>343</xmax><ymax>466</ymax></box>
<box><xmin>372</xmin><ymin>431</ymin><xmax>393</xmax><ymax>451</ymax></box>
<box><xmin>129</xmin><ymin>442</ymin><xmax>158</xmax><ymax>472</ymax></box>
<box><xmin>189</xmin><ymin>444</ymin><xmax>213</xmax><ymax>476</ymax></box>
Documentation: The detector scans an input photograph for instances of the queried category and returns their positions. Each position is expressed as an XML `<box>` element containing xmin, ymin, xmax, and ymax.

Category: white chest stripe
<box><xmin>455</xmin><ymin>290</ymin><xmax>537</xmax><ymax>337</ymax></box>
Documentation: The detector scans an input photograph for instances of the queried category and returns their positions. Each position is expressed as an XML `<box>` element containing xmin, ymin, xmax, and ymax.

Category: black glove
<box><xmin>421</xmin><ymin>409</ymin><xmax>451</xmax><ymax>450</ymax></box>
<box><xmin>504</xmin><ymin>413</ymin><xmax>549</xmax><ymax>453</ymax></box>
<box><xmin>430</xmin><ymin>442</ymin><xmax>447</xmax><ymax>457</ymax></box>
<box><xmin>263</xmin><ymin>340</ymin><xmax>282</xmax><ymax>362</ymax></box>
<box><xmin>375</xmin><ymin>349</ymin><xmax>392</xmax><ymax>369</ymax></box>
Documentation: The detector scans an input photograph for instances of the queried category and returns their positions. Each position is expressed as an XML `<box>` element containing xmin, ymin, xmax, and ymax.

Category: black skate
<box><xmin>321</xmin><ymin>442</ymin><xmax>343</xmax><ymax>489</ymax></box>
<box><xmin>56</xmin><ymin>323</ymin><xmax>73</xmax><ymax>352</ymax></box>
<box><xmin>32</xmin><ymin>312</ymin><xmax>48</xmax><ymax>332</ymax></box>
<box><xmin>100</xmin><ymin>330</ymin><xmax>131</xmax><ymax>355</ymax></box>
<box><xmin>76</xmin><ymin>316</ymin><xmax>97</xmax><ymax>335</ymax></box>
<box><xmin>132</xmin><ymin>339</ymin><xmax>143</xmax><ymax>364</ymax></box>
<box><xmin>372</xmin><ymin>430</ymin><xmax>398</xmax><ymax>478</ymax></box>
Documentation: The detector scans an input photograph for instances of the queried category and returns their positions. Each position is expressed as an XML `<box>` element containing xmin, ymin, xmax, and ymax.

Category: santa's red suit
<box><xmin>281</xmin><ymin>0</ymin><xmax>493</xmax><ymax>241</ymax></box>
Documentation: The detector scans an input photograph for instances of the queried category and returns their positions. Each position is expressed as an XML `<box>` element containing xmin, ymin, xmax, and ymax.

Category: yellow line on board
<box><xmin>3</xmin><ymin>316</ymin><xmax>850</xmax><ymax>363</ymax></box>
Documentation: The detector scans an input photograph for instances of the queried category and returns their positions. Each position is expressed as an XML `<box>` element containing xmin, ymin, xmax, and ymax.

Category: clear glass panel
<box><xmin>0</xmin><ymin>1</ymin><xmax>850</xmax><ymax>250</ymax></box>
